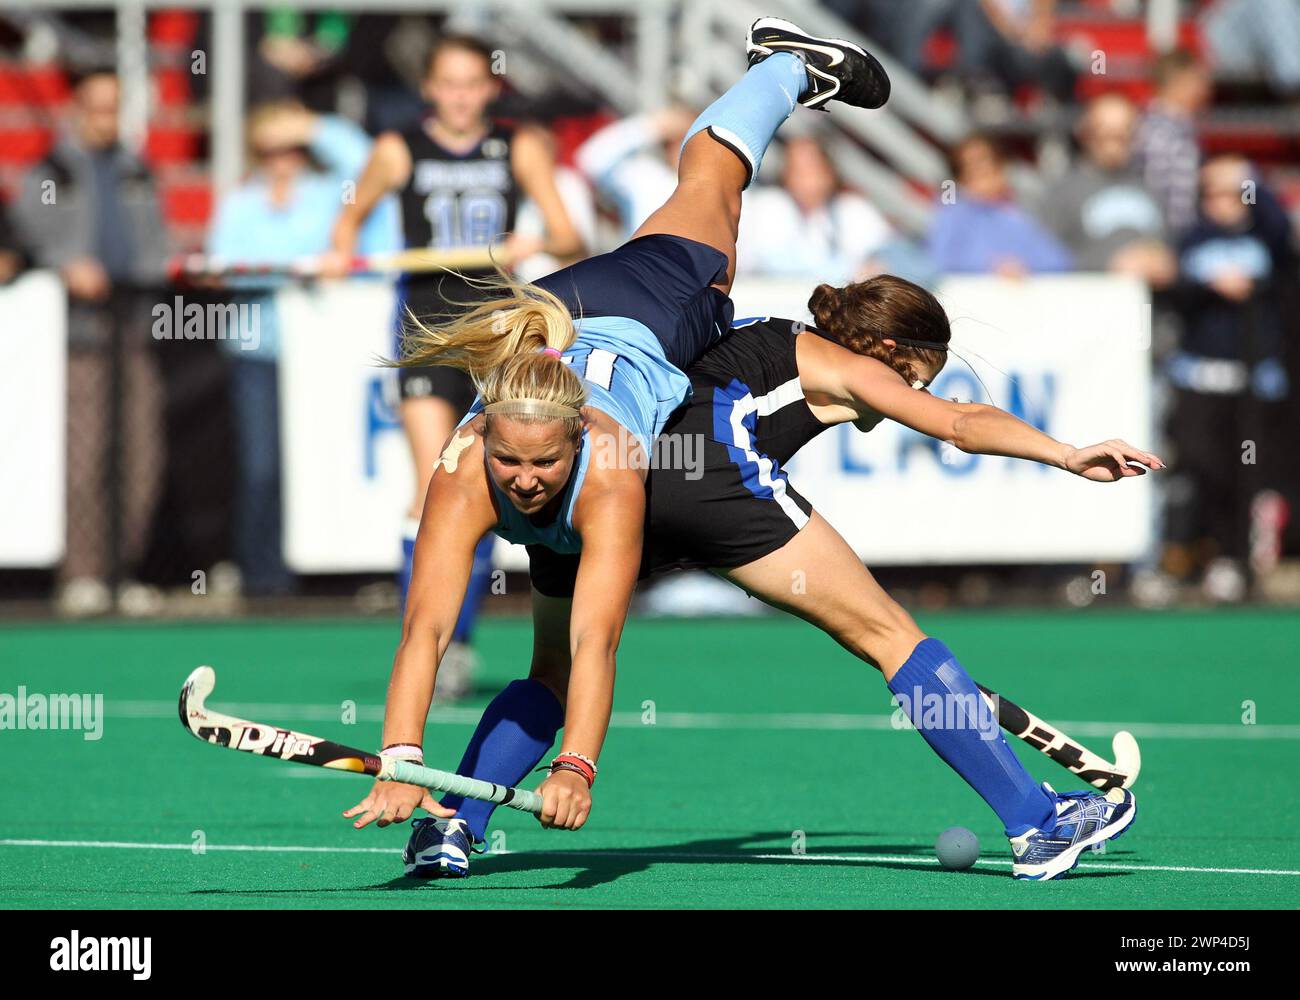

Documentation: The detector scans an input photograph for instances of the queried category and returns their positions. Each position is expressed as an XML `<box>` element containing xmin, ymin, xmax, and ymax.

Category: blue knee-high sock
<box><xmin>888</xmin><ymin>638</ymin><xmax>1057</xmax><ymax>838</ymax></box>
<box><xmin>682</xmin><ymin>52</ymin><xmax>808</xmax><ymax>186</ymax></box>
<box><xmin>398</xmin><ymin>517</ymin><xmax>418</xmax><ymax>613</ymax></box>
<box><xmin>451</xmin><ymin>533</ymin><xmax>495</xmax><ymax>644</ymax></box>
<box><xmin>442</xmin><ymin>678</ymin><xmax>564</xmax><ymax>842</ymax></box>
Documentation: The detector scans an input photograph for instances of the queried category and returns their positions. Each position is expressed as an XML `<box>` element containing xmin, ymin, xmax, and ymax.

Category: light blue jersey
<box><xmin>460</xmin><ymin>314</ymin><xmax>692</xmax><ymax>553</ymax></box>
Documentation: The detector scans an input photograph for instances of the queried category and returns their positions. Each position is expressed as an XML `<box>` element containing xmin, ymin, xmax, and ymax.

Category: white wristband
<box><xmin>381</xmin><ymin>744</ymin><xmax>424</xmax><ymax>763</ymax></box>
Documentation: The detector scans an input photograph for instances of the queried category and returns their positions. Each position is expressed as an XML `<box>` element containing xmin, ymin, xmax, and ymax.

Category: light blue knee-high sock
<box><xmin>888</xmin><ymin>638</ymin><xmax>1058</xmax><ymax>837</ymax></box>
<box><xmin>681</xmin><ymin>52</ymin><xmax>808</xmax><ymax>186</ymax></box>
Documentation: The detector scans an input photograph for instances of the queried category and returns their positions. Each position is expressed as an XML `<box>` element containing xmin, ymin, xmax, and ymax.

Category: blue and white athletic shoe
<box><xmin>746</xmin><ymin>16</ymin><xmax>892</xmax><ymax>110</ymax></box>
<box><xmin>403</xmin><ymin>817</ymin><xmax>479</xmax><ymax>879</ymax></box>
<box><xmin>1010</xmin><ymin>783</ymin><xmax>1137</xmax><ymax>881</ymax></box>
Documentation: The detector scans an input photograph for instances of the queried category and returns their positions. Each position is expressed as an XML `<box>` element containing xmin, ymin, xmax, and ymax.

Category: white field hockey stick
<box><xmin>178</xmin><ymin>666</ymin><xmax>542</xmax><ymax>814</ymax></box>
<box><xmin>977</xmin><ymin>682</ymin><xmax>1141</xmax><ymax>790</ymax></box>
<box><xmin>168</xmin><ymin>245</ymin><xmax>501</xmax><ymax>284</ymax></box>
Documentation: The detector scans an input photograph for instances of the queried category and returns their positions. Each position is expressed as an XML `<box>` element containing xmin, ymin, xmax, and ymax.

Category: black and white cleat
<box><xmin>747</xmin><ymin>15</ymin><xmax>891</xmax><ymax>111</ymax></box>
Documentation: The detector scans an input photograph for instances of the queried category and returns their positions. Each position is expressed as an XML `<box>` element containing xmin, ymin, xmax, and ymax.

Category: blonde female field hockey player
<box><xmin>342</xmin><ymin>18</ymin><xmax>893</xmax><ymax>842</ymax></box>
<box><xmin>372</xmin><ymin>270</ymin><xmax>1161</xmax><ymax>882</ymax></box>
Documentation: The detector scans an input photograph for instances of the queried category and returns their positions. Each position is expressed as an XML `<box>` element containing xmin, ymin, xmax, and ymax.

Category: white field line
<box><xmin>108</xmin><ymin>699</ymin><xmax>1300</xmax><ymax>741</ymax></box>
<box><xmin>0</xmin><ymin>838</ymin><xmax>1297</xmax><ymax>878</ymax></box>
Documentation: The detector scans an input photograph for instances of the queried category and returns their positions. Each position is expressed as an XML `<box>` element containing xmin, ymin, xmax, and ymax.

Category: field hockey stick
<box><xmin>178</xmin><ymin>666</ymin><xmax>542</xmax><ymax>815</ymax></box>
<box><xmin>168</xmin><ymin>245</ymin><xmax>501</xmax><ymax>284</ymax></box>
<box><xmin>977</xmin><ymin>682</ymin><xmax>1141</xmax><ymax>791</ymax></box>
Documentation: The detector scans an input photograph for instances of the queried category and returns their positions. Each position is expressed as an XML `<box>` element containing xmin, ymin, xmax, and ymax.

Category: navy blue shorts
<box><xmin>534</xmin><ymin>233</ymin><xmax>734</xmax><ymax>371</ymax></box>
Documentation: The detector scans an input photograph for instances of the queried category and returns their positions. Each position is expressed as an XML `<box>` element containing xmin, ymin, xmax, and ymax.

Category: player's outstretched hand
<box><xmin>343</xmin><ymin>779</ymin><xmax>456</xmax><ymax>829</ymax></box>
<box><xmin>1065</xmin><ymin>439</ymin><xmax>1165</xmax><ymax>482</ymax></box>
<box><xmin>536</xmin><ymin>768</ymin><xmax>592</xmax><ymax>831</ymax></box>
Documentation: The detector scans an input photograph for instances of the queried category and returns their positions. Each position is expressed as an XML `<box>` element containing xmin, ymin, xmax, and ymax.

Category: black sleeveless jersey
<box><xmin>397</xmin><ymin>119</ymin><xmax>518</xmax><ymax>255</ymax></box>
<box><xmin>683</xmin><ymin>316</ymin><xmax>832</xmax><ymax>465</ymax></box>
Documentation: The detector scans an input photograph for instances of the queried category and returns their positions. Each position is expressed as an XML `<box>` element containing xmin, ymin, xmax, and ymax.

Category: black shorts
<box><xmin>394</xmin><ymin>273</ymin><xmax>490</xmax><ymax>410</ymax></box>
<box><xmin>527</xmin><ymin>381</ymin><xmax>815</xmax><ymax>599</ymax></box>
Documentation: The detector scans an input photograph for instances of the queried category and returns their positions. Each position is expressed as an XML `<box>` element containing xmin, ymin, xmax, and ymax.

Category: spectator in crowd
<box><xmin>251</xmin><ymin>11</ymin><xmax>435</xmax><ymax>133</ymax></box>
<box><xmin>252</xmin><ymin>8</ymin><xmax>354</xmax><ymax>104</ymax></box>
<box><xmin>10</xmin><ymin>67</ymin><xmax>170</xmax><ymax>616</ymax></box>
<box><xmin>1166</xmin><ymin>155</ymin><xmax>1298</xmax><ymax>601</ymax></box>
<box><xmin>736</xmin><ymin>135</ymin><xmax>894</xmax><ymax>284</ymax></box>
<box><xmin>1132</xmin><ymin>49</ymin><xmax>1213</xmax><ymax>237</ymax></box>
<box><xmin>928</xmin><ymin>132</ymin><xmax>1073</xmax><ymax>276</ymax></box>
<box><xmin>856</xmin><ymin>0</ymin><xmax>1077</xmax><ymax>101</ymax></box>
<box><xmin>1201</xmin><ymin>0</ymin><xmax>1300</xmax><ymax>99</ymax></box>
<box><xmin>205</xmin><ymin>101</ymin><xmax>399</xmax><ymax>597</ymax></box>
<box><xmin>574</xmin><ymin>105</ymin><xmax>693</xmax><ymax>241</ymax></box>
<box><xmin>0</xmin><ymin>202</ymin><xmax>29</xmax><ymax>283</ymax></box>
<box><xmin>1036</xmin><ymin>93</ymin><xmax>1176</xmax><ymax>287</ymax></box>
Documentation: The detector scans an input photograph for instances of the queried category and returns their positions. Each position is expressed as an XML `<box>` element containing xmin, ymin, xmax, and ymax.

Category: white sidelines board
<box><xmin>730</xmin><ymin>274</ymin><xmax>1155</xmax><ymax>564</ymax></box>
<box><xmin>0</xmin><ymin>272</ymin><xmax>66</xmax><ymax>567</ymax></box>
<box><xmin>278</xmin><ymin>279</ymin><xmax>412</xmax><ymax>573</ymax></box>
<box><xmin>279</xmin><ymin>275</ymin><xmax>1155</xmax><ymax>572</ymax></box>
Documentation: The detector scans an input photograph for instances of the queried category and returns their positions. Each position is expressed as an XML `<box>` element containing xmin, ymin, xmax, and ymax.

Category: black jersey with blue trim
<box><xmin>397</xmin><ymin>119</ymin><xmax>518</xmax><ymax>258</ymax></box>
<box><xmin>687</xmin><ymin>315</ymin><xmax>830</xmax><ymax>463</ymax></box>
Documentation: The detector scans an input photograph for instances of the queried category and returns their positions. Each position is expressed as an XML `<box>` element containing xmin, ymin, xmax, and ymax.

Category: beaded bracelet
<box><xmin>549</xmin><ymin>759</ymin><xmax>595</xmax><ymax>787</ymax></box>
<box><xmin>550</xmin><ymin>752</ymin><xmax>597</xmax><ymax>787</ymax></box>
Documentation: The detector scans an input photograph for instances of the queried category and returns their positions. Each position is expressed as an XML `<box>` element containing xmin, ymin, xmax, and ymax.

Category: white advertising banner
<box><xmin>278</xmin><ymin>279</ymin><xmax>413</xmax><ymax>573</ymax></box>
<box><xmin>0</xmin><ymin>272</ymin><xmax>66</xmax><ymax>568</ymax></box>
<box><xmin>280</xmin><ymin>275</ymin><xmax>1155</xmax><ymax>572</ymax></box>
<box><xmin>731</xmin><ymin>274</ymin><xmax>1156</xmax><ymax>564</ymax></box>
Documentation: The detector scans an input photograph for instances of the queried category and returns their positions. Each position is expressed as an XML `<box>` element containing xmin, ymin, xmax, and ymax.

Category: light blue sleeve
<box><xmin>206</xmin><ymin>187</ymin><xmax>254</xmax><ymax>257</ymax></box>
<box><xmin>926</xmin><ymin>202</ymin><xmax>967</xmax><ymax>274</ymax></box>
<box><xmin>310</xmin><ymin>114</ymin><xmax>375</xmax><ymax>179</ymax></box>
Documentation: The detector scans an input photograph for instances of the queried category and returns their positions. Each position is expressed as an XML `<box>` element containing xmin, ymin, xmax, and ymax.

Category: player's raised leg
<box><xmin>632</xmin><ymin>17</ymin><xmax>890</xmax><ymax>291</ymax></box>
<box><xmin>721</xmin><ymin>511</ymin><xmax>1136</xmax><ymax>880</ymax></box>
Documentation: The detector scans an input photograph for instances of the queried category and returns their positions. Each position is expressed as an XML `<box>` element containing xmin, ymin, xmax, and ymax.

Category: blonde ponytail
<box><xmin>392</xmin><ymin>270</ymin><xmax>588</xmax><ymax>438</ymax></box>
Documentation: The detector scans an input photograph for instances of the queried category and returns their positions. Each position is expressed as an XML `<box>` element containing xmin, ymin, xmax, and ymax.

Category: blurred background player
<box><xmin>329</xmin><ymin>33</ymin><xmax>583</xmax><ymax>699</ymax></box>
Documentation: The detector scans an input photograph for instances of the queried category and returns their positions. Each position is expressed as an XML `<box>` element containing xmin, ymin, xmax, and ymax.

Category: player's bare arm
<box><xmin>343</xmin><ymin>426</ymin><xmax>496</xmax><ymax>830</ymax></box>
<box><xmin>531</xmin><ymin>471</ymin><xmax>644</xmax><ymax>831</ymax></box>
<box><xmin>327</xmin><ymin>131</ymin><xmax>412</xmax><ymax>265</ymax></box>
<box><xmin>798</xmin><ymin>334</ymin><xmax>1164</xmax><ymax>481</ymax></box>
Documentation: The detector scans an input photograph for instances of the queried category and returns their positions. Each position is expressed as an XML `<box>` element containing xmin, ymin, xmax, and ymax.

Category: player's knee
<box><xmin>850</xmin><ymin>604</ymin><xmax>924</xmax><ymax>661</ymax></box>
